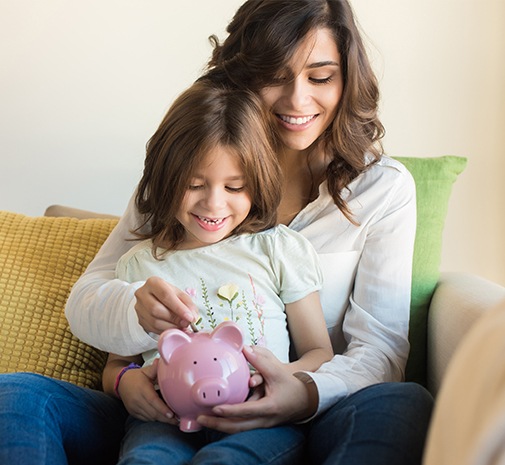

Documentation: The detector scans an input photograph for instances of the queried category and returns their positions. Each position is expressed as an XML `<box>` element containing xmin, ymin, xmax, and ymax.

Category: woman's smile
<box><xmin>276</xmin><ymin>114</ymin><xmax>318</xmax><ymax>130</ymax></box>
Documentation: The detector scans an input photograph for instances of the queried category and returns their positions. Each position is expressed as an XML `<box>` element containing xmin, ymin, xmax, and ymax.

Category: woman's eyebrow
<box><xmin>307</xmin><ymin>60</ymin><xmax>340</xmax><ymax>69</ymax></box>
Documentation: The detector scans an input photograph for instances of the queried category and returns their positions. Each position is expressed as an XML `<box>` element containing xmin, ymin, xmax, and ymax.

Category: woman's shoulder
<box><xmin>359</xmin><ymin>154</ymin><xmax>416</xmax><ymax>194</ymax></box>
<box><xmin>370</xmin><ymin>155</ymin><xmax>414</xmax><ymax>182</ymax></box>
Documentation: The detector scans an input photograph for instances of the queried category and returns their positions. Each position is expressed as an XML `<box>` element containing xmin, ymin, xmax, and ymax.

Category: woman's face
<box><xmin>259</xmin><ymin>28</ymin><xmax>343</xmax><ymax>154</ymax></box>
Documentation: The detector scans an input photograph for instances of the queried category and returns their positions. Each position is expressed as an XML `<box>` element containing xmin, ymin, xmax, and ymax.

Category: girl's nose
<box><xmin>203</xmin><ymin>188</ymin><xmax>226</xmax><ymax>210</ymax></box>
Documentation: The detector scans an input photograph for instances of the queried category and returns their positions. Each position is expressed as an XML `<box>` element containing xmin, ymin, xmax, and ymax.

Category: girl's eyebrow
<box><xmin>307</xmin><ymin>60</ymin><xmax>340</xmax><ymax>69</ymax></box>
<box><xmin>191</xmin><ymin>174</ymin><xmax>245</xmax><ymax>181</ymax></box>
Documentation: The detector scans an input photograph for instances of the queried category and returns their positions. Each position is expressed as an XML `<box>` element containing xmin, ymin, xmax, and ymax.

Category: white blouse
<box><xmin>65</xmin><ymin>155</ymin><xmax>416</xmax><ymax>415</ymax></box>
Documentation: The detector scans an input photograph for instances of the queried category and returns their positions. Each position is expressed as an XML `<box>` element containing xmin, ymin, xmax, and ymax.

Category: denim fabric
<box><xmin>0</xmin><ymin>374</ymin><xmax>431</xmax><ymax>465</ymax></box>
<box><xmin>119</xmin><ymin>382</ymin><xmax>432</xmax><ymax>465</ymax></box>
<box><xmin>0</xmin><ymin>372</ymin><xmax>127</xmax><ymax>465</ymax></box>
<box><xmin>306</xmin><ymin>382</ymin><xmax>433</xmax><ymax>465</ymax></box>
<box><xmin>119</xmin><ymin>416</ymin><xmax>306</xmax><ymax>465</ymax></box>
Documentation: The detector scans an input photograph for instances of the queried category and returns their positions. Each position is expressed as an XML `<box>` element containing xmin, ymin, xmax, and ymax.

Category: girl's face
<box><xmin>176</xmin><ymin>145</ymin><xmax>252</xmax><ymax>249</ymax></box>
<box><xmin>259</xmin><ymin>28</ymin><xmax>343</xmax><ymax>154</ymax></box>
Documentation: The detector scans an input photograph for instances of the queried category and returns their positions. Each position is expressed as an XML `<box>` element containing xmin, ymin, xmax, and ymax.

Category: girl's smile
<box><xmin>192</xmin><ymin>214</ymin><xmax>228</xmax><ymax>231</ymax></box>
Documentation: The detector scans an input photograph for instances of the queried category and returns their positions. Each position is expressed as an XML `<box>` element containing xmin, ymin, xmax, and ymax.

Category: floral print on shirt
<box><xmin>186</xmin><ymin>274</ymin><xmax>266</xmax><ymax>346</ymax></box>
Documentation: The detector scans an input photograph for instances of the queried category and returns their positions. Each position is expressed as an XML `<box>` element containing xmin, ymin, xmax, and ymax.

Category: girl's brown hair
<box><xmin>135</xmin><ymin>80</ymin><xmax>282</xmax><ymax>252</ymax></box>
<box><xmin>205</xmin><ymin>0</ymin><xmax>384</xmax><ymax>222</ymax></box>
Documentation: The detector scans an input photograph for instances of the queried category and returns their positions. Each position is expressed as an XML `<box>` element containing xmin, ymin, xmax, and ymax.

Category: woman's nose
<box><xmin>284</xmin><ymin>78</ymin><xmax>310</xmax><ymax>110</ymax></box>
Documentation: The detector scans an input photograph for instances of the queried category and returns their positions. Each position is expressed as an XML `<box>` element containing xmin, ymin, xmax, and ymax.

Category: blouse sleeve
<box><xmin>64</xmin><ymin>192</ymin><xmax>157</xmax><ymax>356</ymax></box>
<box><xmin>304</xmin><ymin>165</ymin><xmax>416</xmax><ymax>415</ymax></box>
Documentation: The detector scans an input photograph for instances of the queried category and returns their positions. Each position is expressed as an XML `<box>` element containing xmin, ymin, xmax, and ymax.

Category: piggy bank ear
<box><xmin>211</xmin><ymin>321</ymin><xmax>245</xmax><ymax>351</ymax></box>
<box><xmin>158</xmin><ymin>329</ymin><xmax>192</xmax><ymax>363</ymax></box>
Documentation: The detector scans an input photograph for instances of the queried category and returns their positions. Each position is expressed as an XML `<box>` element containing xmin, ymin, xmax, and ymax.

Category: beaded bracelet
<box><xmin>114</xmin><ymin>362</ymin><xmax>141</xmax><ymax>399</ymax></box>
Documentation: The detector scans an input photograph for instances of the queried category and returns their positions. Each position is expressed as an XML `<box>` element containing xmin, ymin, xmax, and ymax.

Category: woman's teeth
<box><xmin>279</xmin><ymin>114</ymin><xmax>315</xmax><ymax>125</ymax></box>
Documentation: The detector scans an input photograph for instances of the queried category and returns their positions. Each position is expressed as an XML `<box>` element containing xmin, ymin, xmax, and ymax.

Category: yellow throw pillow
<box><xmin>0</xmin><ymin>211</ymin><xmax>119</xmax><ymax>389</ymax></box>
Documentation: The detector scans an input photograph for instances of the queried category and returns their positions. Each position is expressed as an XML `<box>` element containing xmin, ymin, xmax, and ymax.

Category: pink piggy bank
<box><xmin>157</xmin><ymin>321</ymin><xmax>250</xmax><ymax>432</ymax></box>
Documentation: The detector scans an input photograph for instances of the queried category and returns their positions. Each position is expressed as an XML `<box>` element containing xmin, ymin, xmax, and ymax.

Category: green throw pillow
<box><xmin>394</xmin><ymin>156</ymin><xmax>467</xmax><ymax>385</ymax></box>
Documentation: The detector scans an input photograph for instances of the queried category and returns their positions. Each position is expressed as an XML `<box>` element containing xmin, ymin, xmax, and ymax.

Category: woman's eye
<box><xmin>309</xmin><ymin>76</ymin><xmax>333</xmax><ymax>84</ymax></box>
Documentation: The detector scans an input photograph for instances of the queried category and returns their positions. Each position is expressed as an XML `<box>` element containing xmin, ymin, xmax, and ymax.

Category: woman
<box><xmin>0</xmin><ymin>1</ymin><xmax>433</xmax><ymax>464</ymax></box>
<box><xmin>103</xmin><ymin>80</ymin><xmax>333</xmax><ymax>463</ymax></box>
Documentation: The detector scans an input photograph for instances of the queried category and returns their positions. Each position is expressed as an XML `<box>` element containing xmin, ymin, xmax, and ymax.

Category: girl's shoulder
<box><xmin>116</xmin><ymin>239</ymin><xmax>154</xmax><ymax>266</ymax></box>
<box><xmin>251</xmin><ymin>224</ymin><xmax>317</xmax><ymax>256</ymax></box>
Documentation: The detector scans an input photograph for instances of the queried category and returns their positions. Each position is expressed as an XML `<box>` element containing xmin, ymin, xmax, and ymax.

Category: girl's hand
<box><xmin>134</xmin><ymin>276</ymin><xmax>199</xmax><ymax>334</ymax></box>
<box><xmin>117</xmin><ymin>359</ymin><xmax>178</xmax><ymax>425</ymax></box>
<box><xmin>197</xmin><ymin>345</ymin><xmax>319</xmax><ymax>433</ymax></box>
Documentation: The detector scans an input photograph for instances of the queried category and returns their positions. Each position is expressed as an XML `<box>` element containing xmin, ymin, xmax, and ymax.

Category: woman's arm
<box><xmin>65</xmin><ymin>192</ymin><xmax>198</xmax><ymax>355</ymax></box>
<box><xmin>310</xmin><ymin>163</ymin><xmax>416</xmax><ymax>414</ymax></box>
<box><xmin>198</xmin><ymin>160</ymin><xmax>417</xmax><ymax>432</ymax></box>
<box><xmin>285</xmin><ymin>292</ymin><xmax>333</xmax><ymax>373</ymax></box>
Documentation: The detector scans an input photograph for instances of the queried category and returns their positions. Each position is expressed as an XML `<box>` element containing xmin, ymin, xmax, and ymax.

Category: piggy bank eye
<box><xmin>213</xmin><ymin>357</ymin><xmax>217</xmax><ymax>362</ymax></box>
<box><xmin>193</xmin><ymin>361</ymin><xmax>197</xmax><ymax>365</ymax></box>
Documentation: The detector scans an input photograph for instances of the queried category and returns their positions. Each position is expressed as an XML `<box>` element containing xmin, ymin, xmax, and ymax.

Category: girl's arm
<box><xmin>285</xmin><ymin>292</ymin><xmax>333</xmax><ymax>373</ymax></box>
<box><xmin>103</xmin><ymin>353</ymin><xmax>177</xmax><ymax>424</ymax></box>
<box><xmin>102</xmin><ymin>352</ymin><xmax>144</xmax><ymax>397</ymax></box>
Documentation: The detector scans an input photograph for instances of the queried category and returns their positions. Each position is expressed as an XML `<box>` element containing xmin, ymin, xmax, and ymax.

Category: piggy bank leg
<box><xmin>179</xmin><ymin>417</ymin><xmax>202</xmax><ymax>433</ymax></box>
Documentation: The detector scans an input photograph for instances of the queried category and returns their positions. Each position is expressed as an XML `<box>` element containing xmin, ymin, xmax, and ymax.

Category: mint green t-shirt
<box><xmin>116</xmin><ymin>224</ymin><xmax>323</xmax><ymax>365</ymax></box>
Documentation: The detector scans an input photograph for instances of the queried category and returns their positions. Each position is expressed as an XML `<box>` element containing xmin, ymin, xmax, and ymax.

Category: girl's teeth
<box><xmin>198</xmin><ymin>216</ymin><xmax>224</xmax><ymax>225</ymax></box>
<box><xmin>279</xmin><ymin>115</ymin><xmax>315</xmax><ymax>125</ymax></box>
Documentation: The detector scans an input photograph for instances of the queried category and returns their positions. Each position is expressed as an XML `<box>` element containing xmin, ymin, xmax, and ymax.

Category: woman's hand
<box><xmin>118</xmin><ymin>359</ymin><xmax>179</xmax><ymax>425</ymax></box>
<box><xmin>134</xmin><ymin>276</ymin><xmax>199</xmax><ymax>334</ymax></box>
<box><xmin>197</xmin><ymin>345</ymin><xmax>319</xmax><ymax>434</ymax></box>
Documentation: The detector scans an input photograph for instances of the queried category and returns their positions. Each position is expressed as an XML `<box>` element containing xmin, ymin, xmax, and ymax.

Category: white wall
<box><xmin>1</xmin><ymin>0</ymin><xmax>504</xmax><ymax>285</ymax></box>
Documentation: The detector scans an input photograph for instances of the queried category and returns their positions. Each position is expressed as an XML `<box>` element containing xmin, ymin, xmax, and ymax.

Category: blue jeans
<box><xmin>306</xmin><ymin>382</ymin><xmax>433</xmax><ymax>465</ymax></box>
<box><xmin>120</xmin><ymin>416</ymin><xmax>306</xmax><ymax>465</ymax></box>
<box><xmin>119</xmin><ymin>382</ymin><xmax>432</xmax><ymax>465</ymax></box>
<box><xmin>0</xmin><ymin>372</ymin><xmax>128</xmax><ymax>465</ymax></box>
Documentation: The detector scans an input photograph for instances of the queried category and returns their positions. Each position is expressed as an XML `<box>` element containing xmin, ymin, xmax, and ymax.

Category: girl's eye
<box><xmin>226</xmin><ymin>186</ymin><xmax>245</xmax><ymax>193</ymax></box>
<box><xmin>188</xmin><ymin>184</ymin><xmax>204</xmax><ymax>190</ymax></box>
<box><xmin>309</xmin><ymin>76</ymin><xmax>333</xmax><ymax>85</ymax></box>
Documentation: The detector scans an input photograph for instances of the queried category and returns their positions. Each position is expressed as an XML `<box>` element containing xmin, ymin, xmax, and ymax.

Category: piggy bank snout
<box><xmin>192</xmin><ymin>377</ymin><xmax>230</xmax><ymax>406</ymax></box>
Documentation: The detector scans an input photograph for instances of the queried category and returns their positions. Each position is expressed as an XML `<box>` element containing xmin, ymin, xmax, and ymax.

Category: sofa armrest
<box><xmin>44</xmin><ymin>204</ymin><xmax>120</xmax><ymax>220</ymax></box>
<box><xmin>427</xmin><ymin>271</ymin><xmax>505</xmax><ymax>395</ymax></box>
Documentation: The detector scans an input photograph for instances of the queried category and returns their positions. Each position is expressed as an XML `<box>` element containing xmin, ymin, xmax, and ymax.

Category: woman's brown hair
<box><xmin>135</xmin><ymin>80</ymin><xmax>282</xmax><ymax>253</ymax></box>
<box><xmin>205</xmin><ymin>0</ymin><xmax>384</xmax><ymax>223</ymax></box>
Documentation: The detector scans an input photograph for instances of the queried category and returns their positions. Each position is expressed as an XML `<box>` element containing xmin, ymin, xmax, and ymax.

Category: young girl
<box><xmin>102</xmin><ymin>79</ymin><xmax>333</xmax><ymax>463</ymax></box>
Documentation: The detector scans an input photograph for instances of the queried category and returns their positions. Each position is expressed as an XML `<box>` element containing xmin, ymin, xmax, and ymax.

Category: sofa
<box><xmin>1</xmin><ymin>156</ymin><xmax>504</xmax><ymax>446</ymax></box>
